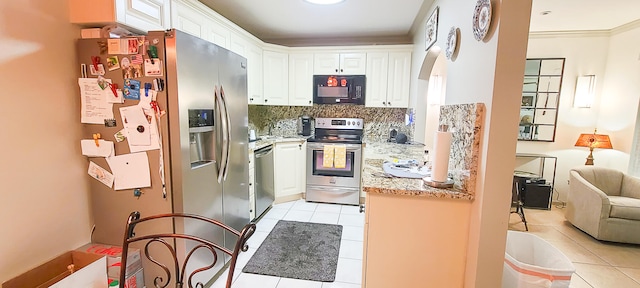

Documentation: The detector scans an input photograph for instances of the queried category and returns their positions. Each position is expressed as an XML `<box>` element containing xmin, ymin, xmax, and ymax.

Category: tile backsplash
<box><xmin>248</xmin><ymin>105</ymin><xmax>415</xmax><ymax>143</ymax></box>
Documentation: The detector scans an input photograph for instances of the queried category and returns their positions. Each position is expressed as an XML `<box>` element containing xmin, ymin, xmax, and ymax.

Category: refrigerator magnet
<box><xmin>89</xmin><ymin>64</ymin><xmax>105</xmax><ymax>76</ymax></box>
<box><xmin>104</xmin><ymin>118</ymin><xmax>117</xmax><ymax>127</ymax></box>
<box><xmin>126</xmin><ymin>38</ymin><xmax>139</xmax><ymax>54</ymax></box>
<box><xmin>123</xmin><ymin>79</ymin><xmax>141</xmax><ymax>100</ymax></box>
<box><xmin>144</xmin><ymin>59</ymin><xmax>163</xmax><ymax>76</ymax></box>
<box><xmin>121</xmin><ymin>57</ymin><xmax>131</xmax><ymax>69</ymax></box>
<box><xmin>114</xmin><ymin>129</ymin><xmax>126</xmax><ymax>142</ymax></box>
<box><xmin>106</xmin><ymin>56</ymin><xmax>120</xmax><ymax>71</ymax></box>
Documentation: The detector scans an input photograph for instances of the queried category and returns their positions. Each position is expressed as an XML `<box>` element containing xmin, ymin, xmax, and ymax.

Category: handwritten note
<box><xmin>79</xmin><ymin>78</ymin><xmax>114</xmax><ymax>124</ymax></box>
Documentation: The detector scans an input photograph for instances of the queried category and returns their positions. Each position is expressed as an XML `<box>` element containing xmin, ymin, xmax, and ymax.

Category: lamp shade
<box><xmin>575</xmin><ymin>133</ymin><xmax>613</xmax><ymax>149</ymax></box>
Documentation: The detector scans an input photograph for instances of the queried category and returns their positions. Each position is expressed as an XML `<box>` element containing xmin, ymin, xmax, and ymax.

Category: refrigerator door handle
<box><xmin>215</xmin><ymin>86</ymin><xmax>229</xmax><ymax>184</ymax></box>
<box><xmin>220</xmin><ymin>85</ymin><xmax>232</xmax><ymax>181</ymax></box>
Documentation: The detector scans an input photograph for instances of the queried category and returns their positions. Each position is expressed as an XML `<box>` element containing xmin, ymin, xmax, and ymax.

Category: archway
<box><xmin>414</xmin><ymin>46</ymin><xmax>447</xmax><ymax>151</ymax></box>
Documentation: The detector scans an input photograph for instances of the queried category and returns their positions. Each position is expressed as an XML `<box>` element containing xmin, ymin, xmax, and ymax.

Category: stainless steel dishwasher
<box><xmin>254</xmin><ymin>144</ymin><xmax>275</xmax><ymax>218</ymax></box>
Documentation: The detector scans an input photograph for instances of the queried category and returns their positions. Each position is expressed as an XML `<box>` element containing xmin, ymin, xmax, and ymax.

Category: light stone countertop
<box><xmin>362</xmin><ymin>142</ymin><xmax>474</xmax><ymax>200</ymax></box>
<box><xmin>248</xmin><ymin>136</ymin><xmax>309</xmax><ymax>152</ymax></box>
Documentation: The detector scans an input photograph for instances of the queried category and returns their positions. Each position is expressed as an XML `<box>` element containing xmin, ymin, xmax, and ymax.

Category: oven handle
<box><xmin>307</xmin><ymin>186</ymin><xmax>360</xmax><ymax>193</ymax></box>
<box><xmin>307</xmin><ymin>143</ymin><xmax>362</xmax><ymax>151</ymax></box>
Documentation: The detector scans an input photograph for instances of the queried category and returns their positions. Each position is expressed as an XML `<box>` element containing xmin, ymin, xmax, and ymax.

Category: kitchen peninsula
<box><xmin>360</xmin><ymin>103</ymin><xmax>484</xmax><ymax>288</ymax></box>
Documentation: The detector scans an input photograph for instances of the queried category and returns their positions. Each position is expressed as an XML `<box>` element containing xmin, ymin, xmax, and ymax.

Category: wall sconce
<box><xmin>573</xmin><ymin>75</ymin><xmax>596</xmax><ymax>108</ymax></box>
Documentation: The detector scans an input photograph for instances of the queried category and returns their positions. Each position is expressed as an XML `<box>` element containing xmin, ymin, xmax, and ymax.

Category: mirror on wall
<box><xmin>518</xmin><ymin>58</ymin><xmax>565</xmax><ymax>142</ymax></box>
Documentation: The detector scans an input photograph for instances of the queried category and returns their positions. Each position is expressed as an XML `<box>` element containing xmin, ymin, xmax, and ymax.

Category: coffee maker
<box><xmin>297</xmin><ymin>115</ymin><xmax>313</xmax><ymax>136</ymax></box>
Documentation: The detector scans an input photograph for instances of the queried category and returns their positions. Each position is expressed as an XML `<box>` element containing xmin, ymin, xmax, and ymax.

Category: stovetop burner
<box><xmin>309</xmin><ymin>117</ymin><xmax>364</xmax><ymax>144</ymax></box>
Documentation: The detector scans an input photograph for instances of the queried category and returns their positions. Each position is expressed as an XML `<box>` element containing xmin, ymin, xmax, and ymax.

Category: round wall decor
<box><xmin>445</xmin><ymin>27</ymin><xmax>459</xmax><ymax>60</ymax></box>
<box><xmin>472</xmin><ymin>0</ymin><xmax>492</xmax><ymax>41</ymax></box>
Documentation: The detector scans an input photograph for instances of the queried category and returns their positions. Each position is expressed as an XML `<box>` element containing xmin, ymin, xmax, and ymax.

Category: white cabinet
<box><xmin>263</xmin><ymin>50</ymin><xmax>289</xmax><ymax>106</ymax></box>
<box><xmin>288</xmin><ymin>53</ymin><xmax>314</xmax><ymax>106</ymax></box>
<box><xmin>365</xmin><ymin>51</ymin><xmax>411</xmax><ymax>108</ymax></box>
<box><xmin>314</xmin><ymin>53</ymin><xmax>366</xmax><ymax>75</ymax></box>
<box><xmin>229</xmin><ymin>32</ymin><xmax>248</xmax><ymax>57</ymax></box>
<box><xmin>247</xmin><ymin>44</ymin><xmax>264</xmax><ymax>105</ymax></box>
<box><xmin>203</xmin><ymin>19</ymin><xmax>230</xmax><ymax>49</ymax></box>
<box><xmin>69</xmin><ymin>0</ymin><xmax>171</xmax><ymax>32</ymax></box>
<box><xmin>274</xmin><ymin>141</ymin><xmax>307</xmax><ymax>199</ymax></box>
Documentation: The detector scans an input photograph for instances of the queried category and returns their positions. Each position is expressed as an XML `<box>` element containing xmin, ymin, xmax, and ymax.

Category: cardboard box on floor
<box><xmin>75</xmin><ymin>243</ymin><xmax>142</xmax><ymax>278</ymax></box>
<box><xmin>2</xmin><ymin>251</ymin><xmax>107</xmax><ymax>288</ymax></box>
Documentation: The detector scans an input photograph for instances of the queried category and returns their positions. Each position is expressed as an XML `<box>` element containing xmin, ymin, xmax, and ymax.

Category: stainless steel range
<box><xmin>306</xmin><ymin>118</ymin><xmax>363</xmax><ymax>205</ymax></box>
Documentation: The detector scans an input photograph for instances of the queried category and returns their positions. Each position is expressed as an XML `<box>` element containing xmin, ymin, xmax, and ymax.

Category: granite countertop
<box><xmin>248</xmin><ymin>136</ymin><xmax>309</xmax><ymax>152</ymax></box>
<box><xmin>362</xmin><ymin>142</ymin><xmax>474</xmax><ymax>200</ymax></box>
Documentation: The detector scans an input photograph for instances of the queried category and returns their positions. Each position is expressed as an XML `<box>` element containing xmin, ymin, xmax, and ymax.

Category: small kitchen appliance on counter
<box><xmin>298</xmin><ymin>115</ymin><xmax>313</xmax><ymax>136</ymax></box>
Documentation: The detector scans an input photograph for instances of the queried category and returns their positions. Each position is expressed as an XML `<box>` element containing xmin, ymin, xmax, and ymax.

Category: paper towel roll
<box><xmin>431</xmin><ymin>131</ymin><xmax>452</xmax><ymax>182</ymax></box>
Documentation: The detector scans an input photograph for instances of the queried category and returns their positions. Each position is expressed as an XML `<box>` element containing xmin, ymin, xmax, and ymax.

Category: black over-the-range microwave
<box><xmin>313</xmin><ymin>75</ymin><xmax>365</xmax><ymax>105</ymax></box>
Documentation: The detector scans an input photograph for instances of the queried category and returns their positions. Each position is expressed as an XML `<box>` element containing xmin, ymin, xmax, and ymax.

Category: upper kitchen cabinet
<box><xmin>263</xmin><ymin>49</ymin><xmax>289</xmax><ymax>106</ymax></box>
<box><xmin>365</xmin><ymin>51</ymin><xmax>411</xmax><ymax>108</ymax></box>
<box><xmin>314</xmin><ymin>53</ymin><xmax>366</xmax><ymax>75</ymax></box>
<box><xmin>69</xmin><ymin>0</ymin><xmax>170</xmax><ymax>32</ymax></box>
<box><xmin>289</xmin><ymin>53</ymin><xmax>314</xmax><ymax>106</ymax></box>
<box><xmin>247</xmin><ymin>44</ymin><xmax>264</xmax><ymax>105</ymax></box>
<box><xmin>171</xmin><ymin>0</ymin><xmax>230</xmax><ymax>48</ymax></box>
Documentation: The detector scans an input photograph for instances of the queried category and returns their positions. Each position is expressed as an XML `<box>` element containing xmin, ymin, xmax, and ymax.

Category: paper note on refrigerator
<box><xmin>88</xmin><ymin>161</ymin><xmax>114</xmax><ymax>188</ymax></box>
<box><xmin>81</xmin><ymin>139</ymin><xmax>115</xmax><ymax>157</ymax></box>
<box><xmin>79</xmin><ymin>78</ymin><xmax>114</xmax><ymax>124</ymax></box>
<box><xmin>106</xmin><ymin>152</ymin><xmax>151</xmax><ymax>190</ymax></box>
<box><xmin>119</xmin><ymin>105</ymin><xmax>151</xmax><ymax>146</ymax></box>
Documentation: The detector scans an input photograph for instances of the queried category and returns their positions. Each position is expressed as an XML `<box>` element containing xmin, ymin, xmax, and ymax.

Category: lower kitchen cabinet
<box><xmin>362</xmin><ymin>193</ymin><xmax>471</xmax><ymax>288</ymax></box>
<box><xmin>273</xmin><ymin>141</ymin><xmax>306</xmax><ymax>201</ymax></box>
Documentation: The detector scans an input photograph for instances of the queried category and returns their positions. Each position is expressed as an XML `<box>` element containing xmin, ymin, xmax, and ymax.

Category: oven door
<box><xmin>306</xmin><ymin>142</ymin><xmax>362</xmax><ymax>187</ymax></box>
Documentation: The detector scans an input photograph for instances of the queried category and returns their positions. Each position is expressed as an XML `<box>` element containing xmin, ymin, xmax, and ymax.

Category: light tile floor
<box><xmin>211</xmin><ymin>199</ymin><xmax>364</xmax><ymax>288</ymax></box>
<box><xmin>509</xmin><ymin>205</ymin><xmax>640</xmax><ymax>288</ymax></box>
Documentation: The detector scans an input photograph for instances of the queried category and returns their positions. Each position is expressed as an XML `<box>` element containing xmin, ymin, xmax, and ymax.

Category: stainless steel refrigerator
<box><xmin>77</xmin><ymin>30</ymin><xmax>250</xmax><ymax>286</ymax></box>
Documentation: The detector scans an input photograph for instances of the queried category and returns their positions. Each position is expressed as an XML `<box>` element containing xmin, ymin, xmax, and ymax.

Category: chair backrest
<box><xmin>571</xmin><ymin>166</ymin><xmax>624</xmax><ymax>196</ymax></box>
<box><xmin>119</xmin><ymin>211</ymin><xmax>256</xmax><ymax>288</ymax></box>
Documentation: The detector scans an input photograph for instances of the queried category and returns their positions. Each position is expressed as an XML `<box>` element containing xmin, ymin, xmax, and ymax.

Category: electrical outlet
<box><xmin>567</xmin><ymin>180</ymin><xmax>570</xmax><ymax>185</ymax></box>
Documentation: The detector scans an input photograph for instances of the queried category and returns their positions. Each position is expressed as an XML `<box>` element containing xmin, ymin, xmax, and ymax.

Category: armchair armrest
<box><xmin>566</xmin><ymin>170</ymin><xmax>611</xmax><ymax>237</ymax></box>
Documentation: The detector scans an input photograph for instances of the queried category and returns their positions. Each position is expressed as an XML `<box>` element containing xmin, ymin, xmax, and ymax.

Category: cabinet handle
<box><xmin>340</xmin><ymin>69</ymin><xmax>343</xmax><ymax>73</ymax></box>
<box><xmin>308</xmin><ymin>100</ymin><xmax>312</xmax><ymax>104</ymax></box>
<box><xmin>250</xmin><ymin>98</ymin><xmax>254</xmax><ymax>101</ymax></box>
<box><xmin>388</xmin><ymin>102</ymin><xmax>391</xmax><ymax>105</ymax></box>
<box><xmin>265</xmin><ymin>99</ymin><xmax>268</xmax><ymax>102</ymax></box>
<box><xmin>335</xmin><ymin>69</ymin><xmax>338</xmax><ymax>72</ymax></box>
<box><xmin>249</xmin><ymin>183</ymin><xmax>252</xmax><ymax>186</ymax></box>
<box><xmin>383</xmin><ymin>102</ymin><xmax>386</xmax><ymax>105</ymax></box>
<box><xmin>359</xmin><ymin>204</ymin><xmax>365</xmax><ymax>213</ymax></box>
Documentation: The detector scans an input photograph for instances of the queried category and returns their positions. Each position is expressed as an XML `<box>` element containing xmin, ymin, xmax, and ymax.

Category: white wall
<box><xmin>410</xmin><ymin>0</ymin><xmax>532</xmax><ymax>287</ymax></box>
<box><xmin>0</xmin><ymin>1</ymin><xmax>91</xmax><ymax>284</ymax></box>
<box><xmin>520</xmin><ymin>33</ymin><xmax>610</xmax><ymax>201</ymax></box>
<box><xmin>520</xmin><ymin>24</ymin><xmax>640</xmax><ymax>202</ymax></box>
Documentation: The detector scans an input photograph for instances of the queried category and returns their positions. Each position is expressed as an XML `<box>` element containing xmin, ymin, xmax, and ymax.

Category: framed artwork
<box><xmin>425</xmin><ymin>7</ymin><xmax>439</xmax><ymax>51</ymax></box>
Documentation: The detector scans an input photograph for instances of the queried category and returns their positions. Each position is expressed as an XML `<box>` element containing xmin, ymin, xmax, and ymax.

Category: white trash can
<box><xmin>502</xmin><ymin>230</ymin><xmax>575</xmax><ymax>288</ymax></box>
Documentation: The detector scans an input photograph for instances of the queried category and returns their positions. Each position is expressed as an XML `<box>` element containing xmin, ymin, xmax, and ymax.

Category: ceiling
<box><xmin>198</xmin><ymin>0</ymin><xmax>640</xmax><ymax>45</ymax></box>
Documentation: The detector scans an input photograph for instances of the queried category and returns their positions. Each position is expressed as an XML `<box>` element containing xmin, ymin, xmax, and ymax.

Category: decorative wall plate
<box><xmin>445</xmin><ymin>27</ymin><xmax>458</xmax><ymax>60</ymax></box>
<box><xmin>425</xmin><ymin>7</ymin><xmax>439</xmax><ymax>51</ymax></box>
<box><xmin>472</xmin><ymin>0</ymin><xmax>492</xmax><ymax>41</ymax></box>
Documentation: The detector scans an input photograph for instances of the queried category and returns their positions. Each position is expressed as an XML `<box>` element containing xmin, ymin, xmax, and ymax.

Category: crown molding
<box><xmin>610</xmin><ymin>19</ymin><xmax>640</xmax><ymax>35</ymax></box>
<box><xmin>528</xmin><ymin>30</ymin><xmax>611</xmax><ymax>39</ymax></box>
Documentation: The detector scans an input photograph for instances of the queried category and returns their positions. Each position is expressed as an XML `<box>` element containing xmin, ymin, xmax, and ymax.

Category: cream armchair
<box><xmin>566</xmin><ymin>166</ymin><xmax>640</xmax><ymax>244</ymax></box>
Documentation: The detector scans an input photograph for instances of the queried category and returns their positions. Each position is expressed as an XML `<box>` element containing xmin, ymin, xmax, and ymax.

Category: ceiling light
<box><xmin>304</xmin><ymin>0</ymin><xmax>345</xmax><ymax>5</ymax></box>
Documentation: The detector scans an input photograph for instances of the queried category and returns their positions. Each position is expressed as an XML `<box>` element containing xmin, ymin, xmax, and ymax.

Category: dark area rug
<box><xmin>242</xmin><ymin>220</ymin><xmax>343</xmax><ymax>282</ymax></box>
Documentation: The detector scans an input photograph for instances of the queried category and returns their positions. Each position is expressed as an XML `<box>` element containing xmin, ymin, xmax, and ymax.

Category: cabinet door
<box><xmin>263</xmin><ymin>50</ymin><xmax>289</xmax><ymax>106</ymax></box>
<box><xmin>386</xmin><ymin>52</ymin><xmax>411</xmax><ymax>108</ymax></box>
<box><xmin>314</xmin><ymin>53</ymin><xmax>340</xmax><ymax>74</ymax></box>
<box><xmin>289</xmin><ymin>53</ymin><xmax>314</xmax><ymax>106</ymax></box>
<box><xmin>365</xmin><ymin>52</ymin><xmax>389</xmax><ymax>108</ymax></box>
<box><xmin>171</xmin><ymin>1</ymin><xmax>206</xmax><ymax>38</ymax></box>
<box><xmin>296</xmin><ymin>142</ymin><xmax>307</xmax><ymax>191</ymax></box>
<box><xmin>274</xmin><ymin>142</ymin><xmax>305</xmax><ymax>198</ymax></box>
<box><xmin>230</xmin><ymin>32</ymin><xmax>248</xmax><ymax>57</ymax></box>
<box><xmin>247</xmin><ymin>44</ymin><xmax>264</xmax><ymax>105</ymax></box>
<box><xmin>117</xmin><ymin>0</ymin><xmax>171</xmax><ymax>31</ymax></box>
<box><xmin>203</xmin><ymin>19</ymin><xmax>230</xmax><ymax>49</ymax></box>
<box><xmin>340</xmin><ymin>53</ymin><xmax>367</xmax><ymax>74</ymax></box>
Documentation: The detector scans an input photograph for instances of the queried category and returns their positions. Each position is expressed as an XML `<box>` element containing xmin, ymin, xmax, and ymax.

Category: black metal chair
<box><xmin>511</xmin><ymin>179</ymin><xmax>529</xmax><ymax>231</ymax></box>
<box><xmin>119</xmin><ymin>211</ymin><xmax>256</xmax><ymax>288</ymax></box>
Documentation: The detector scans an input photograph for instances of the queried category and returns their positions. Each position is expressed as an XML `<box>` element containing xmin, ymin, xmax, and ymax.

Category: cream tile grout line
<box><xmin>615</xmin><ymin>267</ymin><xmax>640</xmax><ymax>286</ymax></box>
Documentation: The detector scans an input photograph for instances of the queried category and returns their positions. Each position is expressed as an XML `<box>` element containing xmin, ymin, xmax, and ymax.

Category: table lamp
<box><xmin>574</xmin><ymin>130</ymin><xmax>613</xmax><ymax>165</ymax></box>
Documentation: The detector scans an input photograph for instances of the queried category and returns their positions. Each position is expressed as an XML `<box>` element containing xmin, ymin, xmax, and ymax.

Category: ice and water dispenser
<box><xmin>189</xmin><ymin>109</ymin><xmax>214</xmax><ymax>169</ymax></box>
